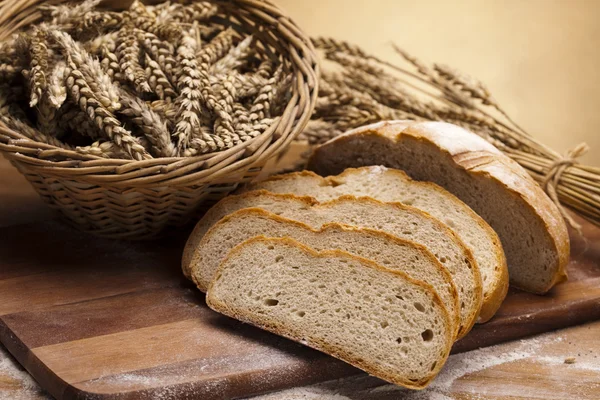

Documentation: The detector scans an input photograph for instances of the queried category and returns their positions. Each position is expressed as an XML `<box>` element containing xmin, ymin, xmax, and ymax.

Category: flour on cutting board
<box><xmin>0</xmin><ymin>346</ymin><xmax>48</xmax><ymax>399</ymax></box>
<box><xmin>251</xmin><ymin>333</ymin><xmax>569</xmax><ymax>400</ymax></box>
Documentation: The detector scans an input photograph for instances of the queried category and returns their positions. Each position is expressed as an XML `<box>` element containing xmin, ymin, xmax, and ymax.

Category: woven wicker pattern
<box><xmin>0</xmin><ymin>0</ymin><xmax>319</xmax><ymax>238</ymax></box>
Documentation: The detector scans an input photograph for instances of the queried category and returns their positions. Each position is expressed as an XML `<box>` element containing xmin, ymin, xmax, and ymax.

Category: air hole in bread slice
<box><xmin>264</xmin><ymin>299</ymin><xmax>279</xmax><ymax>306</ymax></box>
<box><xmin>421</xmin><ymin>329</ymin><xmax>434</xmax><ymax>342</ymax></box>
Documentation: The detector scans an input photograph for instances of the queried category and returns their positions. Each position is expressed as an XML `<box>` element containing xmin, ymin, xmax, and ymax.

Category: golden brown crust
<box><xmin>206</xmin><ymin>236</ymin><xmax>454</xmax><ymax>389</ymax></box>
<box><xmin>181</xmin><ymin>190</ymin><xmax>320</xmax><ymax>278</ymax></box>
<box><xmin>400</xmin><ymin>121</ymin><xmax>569</xmax><ymax>293</ymax></box>
<box><xmin>308</xmin><ymin>120</ymin><xmax>569</xmax><ymax>295</ymax></box>
<box><xmin>192</xmin><ymin>207</ymin><xmax>462</xmax><ymax>338</ymax></box>
<box><xmin>186</xmin><ymin>190</ymin><xmax>481</xmax><ymax>338</ymax></box>
<box><xmin>246</xmin><ymin>166</ymin><xmax>508</xmax><ymax>322</ymax></box>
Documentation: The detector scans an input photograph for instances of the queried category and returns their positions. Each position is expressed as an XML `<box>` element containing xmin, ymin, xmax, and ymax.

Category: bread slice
<box><xmin>191</xmin><ymin>208</ymin><xmax>460</xmax><ymax>337</ymax></box>
<box><xmin>206</xmin><ymin>236</ymin><xmax>453</xmax><ymax>389</ymax></box>
<box><xmin>183</xmin><ymin>190</ymin><xmax>481</xmax><ymax>338</ymax></box>
<box><xmin>242</xmin><ymin>167</ymin><xmax>508</xmax><ymax>323</ymax></box>
<box><xmin>308</xmin><ymin>120</ymin><xmax>570</xmax><ymax>294</ymax></box>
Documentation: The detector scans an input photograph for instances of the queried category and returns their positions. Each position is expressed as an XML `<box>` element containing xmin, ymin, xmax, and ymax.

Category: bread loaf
<box><xmin>243</xmin><ymin>166</ymin><xmax>508</xmax><ymax>322</ymax></box>
<box><xmin>192</xmin><ymin>208</ymin><xmax>460</xmax><ymax>337</ymax></box>
<box><xmin>308</xmin><ymin>121</ymin><xmax>570</xmax><ymax>294</ymax></box>
<box><xmin>206</xmin><ymin>236</ymin><xmax>454</xmax><ymax>389</ymax></box>
<box><xmin>184</xmin><ymin>190</ymin><xmax>481</xmax><ymax>338</ymax></box>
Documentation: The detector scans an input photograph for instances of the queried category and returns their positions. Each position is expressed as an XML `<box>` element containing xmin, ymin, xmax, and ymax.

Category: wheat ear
<box><xmin>144</xmin><ymin>54</ymin><xmax>177</xmax><ymax>101</ymax></box>
<box><xmin>27</xmin><ymin>29</ymin><xmax>49</xmax><ymax>107</ymax></box>
<box><xmin>52</xmin><ymin>31</ymin><xmax>121</xmax><ymax>112</ymax></box>
<box><xmin>116</xmin><ymin>26</ymin><xmax>151</xmax><ymax>94</ymax></box>
<box><xmin>63</xmin><ymin>55</ymin><xmax>150</xmax><ymax>160</ymax></box>
<box><xmin>119</xmin><ymin>90</ymin><xmax>176</xmax><ymax>157</ymax></box>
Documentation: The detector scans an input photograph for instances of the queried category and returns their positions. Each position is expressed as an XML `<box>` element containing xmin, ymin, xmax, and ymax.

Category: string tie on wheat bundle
<box><xmin>542</xmin><ymin>142</ymin><xmax>589</xmax><ymax>232</ymax></box>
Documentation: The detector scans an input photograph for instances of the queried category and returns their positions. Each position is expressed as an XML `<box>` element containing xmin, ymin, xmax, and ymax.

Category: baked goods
<box><xmin>192</xmin><ymin>208</ymin><xmax>460</xmax><ymax>337</ymax></box>
<box><xmin>206</xmin><ymin>236</ymin><xmax>454</xmax><ymax>389</ymax></box>
<box><xmin>184</xmin><ymin>190</ymin><xmax>481</xmax><ymax>338</ymax></box>
<box><xmin>243</xmin><ymin>166</ymin><xmax>508</xmax><ymax>322</ymax></box>
<box><xmin>308</xmin><ymin>120</ymin><xmax>570</xmax><ymax>294</ymax></box>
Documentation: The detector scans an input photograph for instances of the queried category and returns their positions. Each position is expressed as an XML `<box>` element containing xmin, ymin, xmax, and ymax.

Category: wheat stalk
<box><xmin>211</xmin><ymin>35</ymin><xmax>253</xmax><ymax>75</ymax></box>
<box><xmin>63</xmin><ymin>54</ymin><xmax>150</xmax><ymax>160</ymax></box>
<box><xmin>173</xmin><ymin>26</ymin><xmax>215</xmax><ymax>154</ymax></box>
<box><xmin>119</xmin><ymin>90</ymin><xmax>176</xmax><ymax>157</ymax></box>
<box><xmin>52</xmin><ymin>30</ymin><xmax>121</xmax><ymax>112</ymax></box>
<box><xmin>0</xmin><ymin>0</ymin><xmax>291</xmax><ymax>165</ymax></box>
<box><xmin>171</xmin><ymin>2</ymin><xmax>219</xmax><ymax>24</ymax></box>
<box><xmin>1</xmin><ymin>103</ymin><xmax>70</xmax><ymax>148</ymax></box>
<box><xmin>72</xmin><ymin>11</ymin><xmax>123</xmax><ymax>40</ymax></box>
<box><xmin>144</xmin><ymin>54</ymin><xmax>177</xmax><ymax>101</ymax></box>
<box><xmin>40</xmin><ymin>0</ymin><xmax>101</xmax><ymax>30</ymax></box>
<box><xmin>47</xmin><ymin>60</ymin><xmax>67</xmax><ymax>109</ymax></box>
<box><xmin>76</xmin><ymin>140</ymin><xmax>128</xmax><ymax>158</ymax></box>
<box><xmin>138</xmin><ymin>30</ymin><xmax>177</xmax><ymax>85</ymax></box>
<box><xmin>306</xmin><ymin>37</ymin><xmax>599</xmax><ymax>228</ymax></box>
<box><xmin>99</xmin><ymin>45</ymin><xmax>121</xmax><ymax>80</ymax></box>
<box><xmin>115</xmin><ymin>26</ymin><xmax>151</xmax><ymax>94</ymax></box>
<box><xmin>128</xmin><ymin>0</ymin><xmax>182</xmax><ymax>42</ymax></box>
<box><xmin>57</xmin><ymin>106</ymin><xmax>103</xmax><ymax>139</ymax></box>
<box><xmin>27</xmin><ymin>29</ymin><xmax>48</xmax><ymax>107</ymax></box>
<box><xmin>84</xmin><ymin>31</ymin><xmax>118</xmax><ymax>55</ymax></box>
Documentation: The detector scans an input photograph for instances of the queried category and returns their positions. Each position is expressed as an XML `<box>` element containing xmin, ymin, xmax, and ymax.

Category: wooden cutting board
<box><xmin>1</xmin><ymin>214</ymin><xmax>599</xmax><ymax>400</ymax></box>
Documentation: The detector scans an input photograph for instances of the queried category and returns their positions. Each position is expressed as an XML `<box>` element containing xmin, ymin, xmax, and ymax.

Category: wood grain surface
<box><xmin>0</xmin><ymin>202</ymin><xmax>599</xmax><ymax>399</ymax></box>
<box><xmin>1</xmin><ymin>2</ymin><xmax>600</xmax><ymax>396</ymax></box>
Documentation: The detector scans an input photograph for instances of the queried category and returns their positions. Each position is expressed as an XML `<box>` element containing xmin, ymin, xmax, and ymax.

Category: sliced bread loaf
<box><xmin>307</xmin><ymin>120</ymin><xmax>570</xmax><ymax>294</ymax></box>
<box><xmin>206</xmin><ymin>236</ymin><xmax>453</xmax><ymax>389</ymax></box>
<box><xmin>243</xmin><ymin>167</ymin><xmax>508</xmax><ymax>323</ymax></box>
<box><xmin>191</xmin><ymin>208</ymin><xmax>460</xmax><ymax>337</ymax></box>
<box><xmin>183</xmin><ymin>190</ymin><xmax>481</xmax><ymax>338</ymax></box>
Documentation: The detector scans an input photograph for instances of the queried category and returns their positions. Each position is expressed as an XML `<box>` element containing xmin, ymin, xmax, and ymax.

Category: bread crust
<box><xmin>192</xmin><ymin>207</ymin><xmax>462</xmax><ymax>338</ymax></box>
<box><xmin>245</xmin><ymin>167</ymin><xmax>508</xmax><ymax>322</ymax></box>
<box><xmin>206</xmin><ymin>236</ymin><xmax>454</xmax><ymax>389</ymax></box>
<box><xmin>185</xmin><ymin>190</ymin><xmax>481</xmax><ymax>338</ymax></box>
<box><xmin>181</xmin><ymin>190</ymin><xmax>320</xmax><ymax>278</ymax></box>
<box><xmin>308</xmin><ymin>120</ymin><xmax>569</xmax><ymax>294</ymax></box>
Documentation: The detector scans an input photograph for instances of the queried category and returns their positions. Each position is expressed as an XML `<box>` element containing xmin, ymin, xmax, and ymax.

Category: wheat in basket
<box><xmin>0</xmin><ymin>0</ymin><xmax>319</xmax><ymax>238</ymax></box>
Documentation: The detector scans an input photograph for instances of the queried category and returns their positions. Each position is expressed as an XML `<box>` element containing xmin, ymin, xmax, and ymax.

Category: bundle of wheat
<box><xmin>300</xmin><ymin>38</ymin><xmax>598</xmax><ymax>229</ymax></box>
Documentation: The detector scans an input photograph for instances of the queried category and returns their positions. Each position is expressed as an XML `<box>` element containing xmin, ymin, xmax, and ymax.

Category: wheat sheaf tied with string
<box><xmin>0</xmin><ymin>0</ymin><xmax>292</xmax><ymax>160</ymax></box>
<box><xmin>304</xmin><ymin>37</ymin><xmax>599</xmax><ymax>229</ymax></box>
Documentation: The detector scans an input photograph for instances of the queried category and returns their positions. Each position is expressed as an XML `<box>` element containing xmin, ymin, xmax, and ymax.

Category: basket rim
<box><xmin>0</xmin><ymin>0</ymin><xmax>319</xmax><ymax>186</ymax></box>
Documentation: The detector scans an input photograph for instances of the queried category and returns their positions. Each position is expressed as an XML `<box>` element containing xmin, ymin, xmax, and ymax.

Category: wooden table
<box><xmin>1</xmin><ymin>155</ymin><xmax>600</xmax><ymax>400</ymax></box>
<box><xmin>1</xmin><ymin>1</ymin><xmax>599</xmax><ymax>397</ymax></box>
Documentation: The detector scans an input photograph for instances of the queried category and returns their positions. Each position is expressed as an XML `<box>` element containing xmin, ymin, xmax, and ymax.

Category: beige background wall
<box><xmin>278</xmin><ymin>0</ymin><xmax>600</xmax><ymax>166</ymax></box>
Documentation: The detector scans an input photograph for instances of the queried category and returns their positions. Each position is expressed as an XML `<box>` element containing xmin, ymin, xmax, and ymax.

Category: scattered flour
<box><xmin>0</xmin><ymin>346</ymin><xmax>49</xmax><ymax>400</ymax></box>
<box><xmin>252</xmin><ymin>334</ymin><xmax>567</xmax><ymax>400</ymax></box>
<box><xmin>536</xmin><ymin>355</ymin><xmax>600</xmax><ymax>373</ymax></box>
<box><xmin>2</xmin><ymin>324</ymin><xmax>599</xmax><ymax>400</ymax></box>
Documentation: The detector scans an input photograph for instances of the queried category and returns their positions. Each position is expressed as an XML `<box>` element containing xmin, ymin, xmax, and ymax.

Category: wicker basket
<box><xmin>0</xmin><ymin>0</ymin><xmax>319</xmax><ymax>238</ymax></box>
